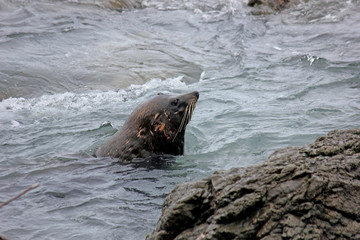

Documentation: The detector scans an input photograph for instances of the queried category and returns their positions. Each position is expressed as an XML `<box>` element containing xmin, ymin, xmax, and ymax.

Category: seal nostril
<box><xmin>193</xmin><ymin>91</ymin><xmax>199</xmax><ymax>99</ymax></box>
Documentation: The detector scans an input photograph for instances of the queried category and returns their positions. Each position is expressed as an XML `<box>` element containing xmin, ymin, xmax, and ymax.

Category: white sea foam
<box><xmin>143</xmin><ymin>0</ymin><xmax>246</xmax><ymax>14</ymax></box>
<box><xmin>128</xmin><ymin>76</ymin><xmax>187</xmax><ymax>96</ymax></box>
<box><xmin>305</xmin><ymin>55</ymin><xmax>320</xmax><ymax>66</ymax></box>
<box><xmin>0</xmin><ymin>76</ymin><xmax>190</xmax><ymax>115</ymax></box>
<box><xmin>10</xmin><ymin>120</ymin><xmax>21</xmax><ymax>127</ymax></box>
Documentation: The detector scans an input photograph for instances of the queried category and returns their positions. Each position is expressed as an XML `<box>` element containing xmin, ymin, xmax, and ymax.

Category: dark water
<box><xmin>1</xmin><ymin>0</ymin><xmax>360</xmax><ymax>239</ymax></box>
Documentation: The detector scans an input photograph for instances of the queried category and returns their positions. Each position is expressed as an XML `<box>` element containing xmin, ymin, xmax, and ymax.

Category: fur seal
<box><xmin>95</xmin><ymin>91</ymin><xmax>199</xmax><ymax>161</ymax></box>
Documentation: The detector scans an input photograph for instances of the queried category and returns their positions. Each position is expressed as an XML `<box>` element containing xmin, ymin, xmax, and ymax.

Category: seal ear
<box><xmin>157</xmin><ymin>92</ymin><xmax>164</xmax><ymax>95</ymax></box>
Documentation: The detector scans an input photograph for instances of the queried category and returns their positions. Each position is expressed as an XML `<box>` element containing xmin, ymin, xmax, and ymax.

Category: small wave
<box><xmin>277</xmin><ymin>76</ymin><xmax>357</xmax><ymax>102</ymax></box>
<box><xmin>9</xmin><ymin>0</ymin><xmax>144</xmax><ymax>11</ymax></box>
<box><xmin>99</xmin><ymin>120</ymin><xmax>114</xmax><ymax>128</ymax></box>
<box><xmin>128</xmin><ymin>76</ymin><xmax>188</xmax><ymax>96</ymax></box>
<box><xmin>280</xmin><ymin>54</ymin><xmax>328</xmax><ymax>68</ymax></box>
<box><xmin>10</xmin><ymin>120</ymin><xmax>21</xmax><ymax>127</ymax></box>
<box><xmin>142</xmin><ymin>0</ymin><xmax>246</xmax><ymax>14</ymax></box>
<box><xmin>283</xmin><ymin>0</ymin><xmax>357</xmax><ymax>24</ymax></box>
<box><xmin>0</xmin><ymin>91</ymin><xmax>125</xmax><ymax>114</ymax></box>
<box><xmin>302</xmin><ymin>55</ymin><xmax>320</xmax><ymax>66</ymax></box>
<box><xmin>29</xmin><ymin>0</ymin><xmax>247</xmax><ymax>13</ymax></box>
<box><xmin>0</xmin><ymin>76</ymin><xmax>190</xmax><ymax>115</ymax></box>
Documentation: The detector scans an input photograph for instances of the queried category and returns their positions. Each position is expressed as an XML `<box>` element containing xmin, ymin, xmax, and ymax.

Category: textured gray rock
<box><xmin>104</xmin><ymin>0</ymin><xmax>143</xmax><ymax>11</ymax></box>
<box><xmin>149</xmin><ymin>129</ymin><xmax>360</xmax><ymax>240</ymax></box>
<box><xmin>248</xmin><ymin>0</ymin><xmax>306</xmax><ymax>13</ymax></box>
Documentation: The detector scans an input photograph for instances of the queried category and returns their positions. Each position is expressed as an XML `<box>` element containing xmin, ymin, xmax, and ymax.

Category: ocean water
<box><xmin>1</xmin><ymin>0</ymin><xmax>360</xmax><ymax>239</ymax></box>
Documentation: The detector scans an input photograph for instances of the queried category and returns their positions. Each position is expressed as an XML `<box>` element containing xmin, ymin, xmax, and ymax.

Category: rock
<box><xmin>148</xmin><ymin>129</ymin><xmax>360</xmax><ymax>240</ymax></box>
<box><xmin>247</xmin><ymin>0</ymin><xmax>307</xmax><ymax>13</ymax></box>
<box><xmin>103</xmin><ymin>0</ymin><xmax>143</xmax><ymax>11</ymax></box>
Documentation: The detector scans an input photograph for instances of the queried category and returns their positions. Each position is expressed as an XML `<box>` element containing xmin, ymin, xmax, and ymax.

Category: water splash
<box><xmin>0</xmin><ymin>76</ymin><xmax>189</xmax><ymax>115</ymax></box>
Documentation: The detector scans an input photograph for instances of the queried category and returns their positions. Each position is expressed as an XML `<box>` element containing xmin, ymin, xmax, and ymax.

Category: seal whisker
<box><xmin>187</xmin><ymin>101</ymin><xmax>195</xmax><ymax>123</ymax></box>
<box><xmin>188</xmin><ymin>102</ymin><xmax>194</xmax><ymax>119</ymax></box>
<box><xmin>181</xmin><ymin>106</ymin><xmax>189</xmax><ymax>128</ymax></box>
<box><xmin>185</xmin><ymin>105</ymin><xmax>191</xmax><ymax>125</ymax></box>
<box><xmin>185</xmin><ymin>106</ymin><xmax>190</xmax><ymax>124</ymax></box>
<box><xmin>173</xmin><ymin>100</ymin><xmax>197</xmax><ymax>141</ymax></box>
<box><xmin>189</xmin><ymin>101</ymin><xmax>195</xmax><ymax>121</ymax></box>
<box><xmin>173</xmin><ymin>105</ymin><xmax>189</xmax><ymax>141</ymax></box>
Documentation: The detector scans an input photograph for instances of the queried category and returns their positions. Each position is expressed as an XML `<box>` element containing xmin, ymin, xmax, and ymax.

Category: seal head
<box><xmin>95</xmin><ymin>91</ymin><xmax>199</xmax><ymax>161</ymax></box>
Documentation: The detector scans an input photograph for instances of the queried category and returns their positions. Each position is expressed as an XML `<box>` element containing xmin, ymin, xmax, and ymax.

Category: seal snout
<box><xmin>193</xmin><ymin>91</ymin><xmax>199</xmax><ymax>100</ymax></box>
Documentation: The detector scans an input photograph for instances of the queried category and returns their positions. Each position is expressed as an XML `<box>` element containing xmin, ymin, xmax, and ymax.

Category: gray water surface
<box><xmin>1</xmin><ymin>0</ymin><xmax>360</xmax><ymax>239</ymax></box>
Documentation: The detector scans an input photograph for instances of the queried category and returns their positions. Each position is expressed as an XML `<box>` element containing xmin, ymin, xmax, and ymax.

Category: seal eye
<box><xmin>171</xmin><ymin>99</ymin><xmax>179</xmax><ymax>106</ymax></box>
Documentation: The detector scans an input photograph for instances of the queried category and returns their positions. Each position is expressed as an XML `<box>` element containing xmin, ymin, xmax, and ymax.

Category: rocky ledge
<box><xmin>149</xmin><ymin>129</ymin><xmax>360</xmax><ymax>240</ymax></box>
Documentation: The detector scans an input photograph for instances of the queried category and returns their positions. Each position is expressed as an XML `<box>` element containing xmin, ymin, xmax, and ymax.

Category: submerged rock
<box><xmin>149</xmin><ymin>129</ymin><xmax>360</xmax><ymax>239</ymax></box>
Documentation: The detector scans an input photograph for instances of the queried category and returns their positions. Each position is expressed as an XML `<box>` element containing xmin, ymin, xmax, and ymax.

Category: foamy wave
<box><xmin>0</xmin><ymin>76</ymin><xmax>191</xmax><ymax>114</ymax></box>
<box><xmin>142</xmin><ymin>0</ymin><xmax>246</xmax><ymax>14</ymax></box>
<box><xmin>128</xmin><ymin>76</ymin><xmax>188</xmax><ymax>96</ymax></box>
<box><xmin>55</xmin><ymin>0</ymin><xmax>247</xmax><ymax>13</ymax></box>
<box><xmin>0</xmin><ymin>91</ymin><xmax>123</xmax><ymax>113</ymax></box>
